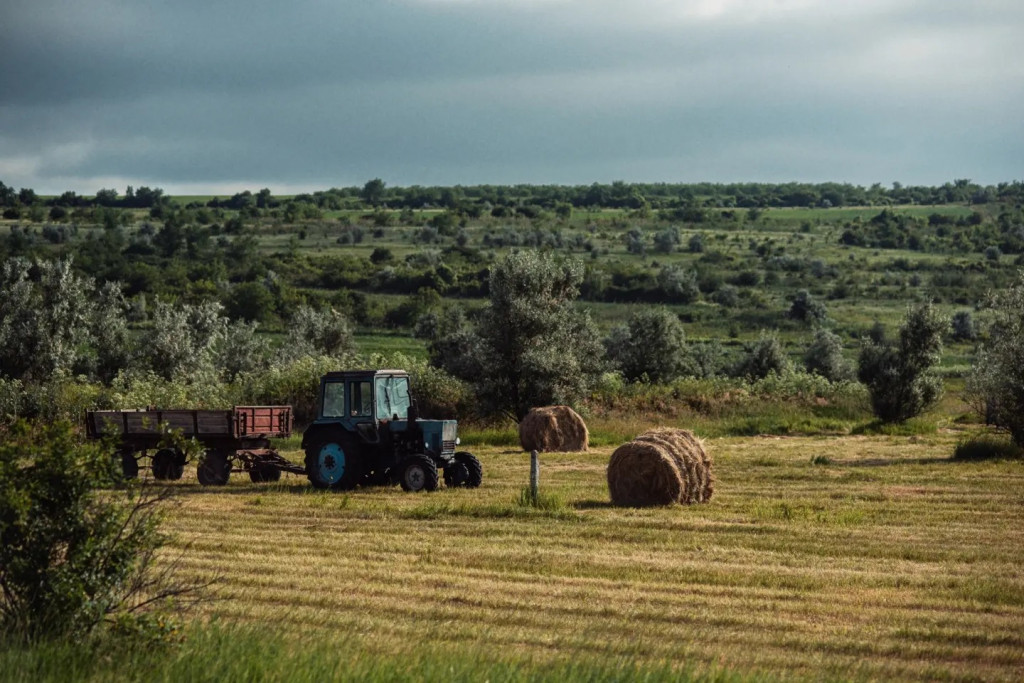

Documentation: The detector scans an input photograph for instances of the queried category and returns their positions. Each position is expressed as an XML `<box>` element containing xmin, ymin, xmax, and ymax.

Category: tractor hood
<box><xmin>390</xmin><ymin>419</ymin><xmax>457</xmax><ymax>456</ymax></box>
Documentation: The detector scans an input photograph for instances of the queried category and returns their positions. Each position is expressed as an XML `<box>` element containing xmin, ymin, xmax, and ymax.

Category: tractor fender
<box><xmin>301</xmin><ymin>422</ymin><xmax>348</xmax><ymax>452</ymax></box>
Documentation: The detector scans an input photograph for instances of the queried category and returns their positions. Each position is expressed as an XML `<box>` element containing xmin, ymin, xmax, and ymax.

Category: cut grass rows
<box><xmin>144</xmin><ymin>430</ymin><xmax>1024</xmax><ymax>680</ymax></box>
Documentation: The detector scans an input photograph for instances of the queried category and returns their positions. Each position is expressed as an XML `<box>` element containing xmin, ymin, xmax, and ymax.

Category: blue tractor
<box><xmin>301</xmin><ymin>369</ymin><xmax>482</xmax><ymax>492</ymax></box>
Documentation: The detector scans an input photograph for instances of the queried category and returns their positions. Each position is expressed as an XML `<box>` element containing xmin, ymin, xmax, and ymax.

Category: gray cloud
<box><xmin>1</xmin><ymin>0</ymin><xmax>1021</xmax><ymax>193</ymax></box>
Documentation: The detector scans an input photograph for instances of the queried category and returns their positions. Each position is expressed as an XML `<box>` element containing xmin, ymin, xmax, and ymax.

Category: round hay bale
<box><xmin>636</xmin><ymin>428</ymin><xmax>715</xmax><ymax>503</ymax></box>
<box><xmin>607</xmin><ymin>441</ymin><xmax>683</xmax><ymax>507</ymax></box>
<box><xmin>518</xmin><ymin>406</ymin><xmax>589</xmax><ymax>453</ymax></box>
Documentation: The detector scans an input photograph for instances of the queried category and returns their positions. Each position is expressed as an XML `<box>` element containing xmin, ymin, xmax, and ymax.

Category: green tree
<box><xmin>0</xmin><ymin>258</ymin><xmax>94</xmax><ymax>382</ymax></box>
<box><xmin>858</xmin><ymin>304</ymin><xmax>946</xmax><ymax>422</ymax></box>
<box><xmin>605</xmin><ymin>307</ymin><xmax>688</xmax><ymax>383</ymax></box>
<box><xmin>224</xmin><ymin>281</ymin><xmax>276</xmax><ymax>324</ymax></box>
<box><xmin>965</xmin><ymin>270</ymin><xmax>1024</xmax><ymax>445</ymax></box>
<box><xmin>283</xmin><ymin>305</ymin><xmax>355</xmax><ymax>359</ymax></box>
<box><xmin>361</xmin><ymin>178</ymin><xmax>386</xmax><ymax>207</ymax></box>
<box><xmin>433</xmin><ymin>251</ymin><xmax>603</xmax><ymax>420</ymax></box>
<box><xmin>90</xmin><ymin>282</ymin><xmax>134</xmax><ymax>383</ymax></box>
<box><xmin>142</xmin><ymin>301</ymin><xmax>227</xmax><ymax>380</ymax></box>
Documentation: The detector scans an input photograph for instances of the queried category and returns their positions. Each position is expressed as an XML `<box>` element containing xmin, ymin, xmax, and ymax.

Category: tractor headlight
<box><xmin>456</xmin><ymin>437</ymin><xmax>461</xmax><ymax>446</ymax></box>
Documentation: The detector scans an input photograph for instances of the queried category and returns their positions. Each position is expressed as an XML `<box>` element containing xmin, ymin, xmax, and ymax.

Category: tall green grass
<box><xmin>0</xmin><ymin>624</ymin><xmax>751</xmax><ymax>683</ymax></box>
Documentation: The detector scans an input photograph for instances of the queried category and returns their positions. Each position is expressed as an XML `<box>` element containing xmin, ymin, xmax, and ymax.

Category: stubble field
<box><xmin>154</xmin><ymin>429</ymin><xmax>1024</xmax><ymax>681</ymax></box>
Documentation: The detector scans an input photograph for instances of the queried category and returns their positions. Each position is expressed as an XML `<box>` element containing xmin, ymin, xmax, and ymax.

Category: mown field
<box><xmin>100</xmin><ymin>426</ymin><xmax>1024</xmax><ymax>681</ymax></box>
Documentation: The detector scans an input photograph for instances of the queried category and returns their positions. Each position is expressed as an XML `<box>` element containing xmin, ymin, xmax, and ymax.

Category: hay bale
<box><xmin>518</xmin><ymin>406</ymin><xmax>589</xmax><ymax>453</ymax></box>
<box><xmin>607</xmin><ymin>441</ymin><xmax>683</xmax><ymax>507</ymax></box>
<box><xmin>607</xmin><ymin>427</ymin><xmax>714</xmax><ymax>506</ymax></box>
<box><xmin>636</xmin><ymin>428</ymin><xmax>715</xmax><ymax>503</ymax></box>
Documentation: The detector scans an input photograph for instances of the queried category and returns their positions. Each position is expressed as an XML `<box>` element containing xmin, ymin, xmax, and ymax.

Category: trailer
<box><xmin>85</xmin><ymin>406</ymin><xmax>299</xmax><ymax>485</ymax></box>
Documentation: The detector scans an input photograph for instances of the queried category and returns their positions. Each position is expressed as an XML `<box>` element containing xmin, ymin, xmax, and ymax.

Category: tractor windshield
<box><xmin>375</xmin><ymin>376</ymin><xmax>411</xmax><ymax>420</ymax></box>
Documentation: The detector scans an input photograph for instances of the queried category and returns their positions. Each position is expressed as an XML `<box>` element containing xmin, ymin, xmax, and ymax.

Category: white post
<box><xmin>530</xmin><ymin>449</ymin><xmax>539</xmax><ymax>503</ymax></box>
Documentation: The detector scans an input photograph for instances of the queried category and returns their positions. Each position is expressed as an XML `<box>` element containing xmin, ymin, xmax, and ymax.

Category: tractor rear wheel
<box><xmin>400</xmin><ymin>454</ymin><xmax>439</xmax><ymax>492</ymax></box>
<box><xmin>454</xmin><ymin>451</ymin><xmax>482</xmax><ymax>488</ymax></box>
<box><xmin>305</xmin><ymin>436</ymin><xmax>359</xmax><ymax>491</ymax></box>
<box><xmin>152</xmin><ymin>448</ymin><xmax>185</xmax><ymax>481</ymax></box>
<box><xmin>197</xmin><ymin>450</ymin><xmax>230</xmax><ymax>486</ymax></box>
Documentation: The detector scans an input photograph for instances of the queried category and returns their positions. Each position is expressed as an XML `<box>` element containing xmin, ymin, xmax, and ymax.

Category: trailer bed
<box><xmin>85</xmin><ymin>406</ymin><xmax>297</xmax><ymax>484</ymax></box>
<box><xmin>86</xmin><ymin>406</ymin><xmax>292</xmax><ymax>440</ymax></box>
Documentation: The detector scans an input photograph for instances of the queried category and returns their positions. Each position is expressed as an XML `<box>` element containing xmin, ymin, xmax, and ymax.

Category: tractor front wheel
<box><xmin>400</xmin><ymin>454</ymin><xmax>439</xmax><ymax>492</ymax></box>
<box><xmin>305</xmin><ymin>437</ymin><xmax>358</xmax><ymax>491</ymax></box>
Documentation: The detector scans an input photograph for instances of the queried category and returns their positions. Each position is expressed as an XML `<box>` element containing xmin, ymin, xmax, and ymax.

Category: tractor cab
<box><xmin>301</xmin><ymin>369</ymin><xmax>475</xmax><ymax>492</ymax></box>
<box><xmin>317</xmin><ymin>370</ymin><xmax>412</xmax><ymax>441</ymax></box>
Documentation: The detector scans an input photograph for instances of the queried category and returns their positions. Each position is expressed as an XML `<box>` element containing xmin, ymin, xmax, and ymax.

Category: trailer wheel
<box><xmin>305</xmin><ymin>437</ymin><xmax>358</xmax><ymax>491</ymax></box>
<box><xmin>197</xmin><ymin>450</ymin><xmax>230</xmax><ymax>486</ymax></box>
<box><xmin>454</xmin><ymin>451</ymin><xmax>483</xmax><ymax>488</ymax></box>
<box><xmin>400</xmin><ymin>454</ymin><xmax>439</xmax><ymax>492</ymax></box>
<box><xmin>249</xmin><ymin>463</ymin><xmax>281</xmax><ymax>483</ymax></box>
<box><xmin>153</xmin><ymin>448</ymin><xmax>185</xmax><ymax>481</ymax></box>
<box><xmin>118</xmin><ymin>450</ymin><xmax>139</xmax><ymax>479</ymax></box>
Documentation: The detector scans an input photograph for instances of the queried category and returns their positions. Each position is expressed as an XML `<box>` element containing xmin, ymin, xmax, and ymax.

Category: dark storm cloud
<box><xmin>1</xmin><ymin>0</ymin><xmax>1021</xmax><ymax>193</ymax></box>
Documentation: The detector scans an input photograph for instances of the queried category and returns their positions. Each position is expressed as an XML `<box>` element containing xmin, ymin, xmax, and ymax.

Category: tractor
<box><xmin>301</xmin><ymin>369</ymin><xmax>482</xmax><ymax>492</ymax></box>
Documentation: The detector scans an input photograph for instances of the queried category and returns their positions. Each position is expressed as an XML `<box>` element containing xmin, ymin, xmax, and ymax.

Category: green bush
<box><xmin>952</xmin><ymin>434</ymin><xmax>1023</xmax><ymax>461</ymax></box>
<box><xmin>605</xmin><ymin>307</ymin><xmax>689</xmax><ymax>383</ymax></box>
<box><xmin>804</xmin><ymin>327</ymin><xmax>854</xmax><ymax>381</ymax></box>
<box><xmin>966</xmin><ymin>269</ymin><xmax>1024</xmax><ymax>446</ymax></box>
<box><xmin>858</xmin><ymin>304</ymin><xmax>946</xmax><ymax>423</ymax></box>
<box><xmin>733</xmin><ymin>331</ymin><xmax>791</xmax><ymax>380</ymax></box>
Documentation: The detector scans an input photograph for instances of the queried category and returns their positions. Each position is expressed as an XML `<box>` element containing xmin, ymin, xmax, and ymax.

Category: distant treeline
<box><xmin>3</xmin><ymin>178</ymin><xmax>1023</xmax><ymax>215</ymax></box>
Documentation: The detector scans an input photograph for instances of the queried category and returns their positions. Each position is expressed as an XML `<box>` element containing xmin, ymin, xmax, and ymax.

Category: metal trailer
<box><xmin>85</xmin><ymin>405</ymin><xmax>300</xmax><ymax>485</ymax></box>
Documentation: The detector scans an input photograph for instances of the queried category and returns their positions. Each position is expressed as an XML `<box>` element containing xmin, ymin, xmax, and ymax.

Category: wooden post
<box><xmin>530</xmin><ymin>450</ymin><xmax>539</xmax><ymax>503</ymax></box>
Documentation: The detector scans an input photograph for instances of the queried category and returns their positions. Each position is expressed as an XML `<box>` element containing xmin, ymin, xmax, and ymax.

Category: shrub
<box><xmin>283</xmin><ymin>305</ymin><xmax>356</xmax><ymax>360</ymax></box>
<box><xmin>952</xmin><ymin>434</ymin><xmax>1023</xmax><ymax>461</ymax></box>
<box><xmin>804</xmin><ymin>327</ymin><xmax>854</xmax><ymax>381</ymax></box>
<box><xmin>733</xmin><ymin>331</ymin><xmax>791</xmax><ymax>380</ymax></box>
<box><xmin>656</xmin><ymin>265</ymin><xmax>700</xmax><ymax>303</ymax></box>
<box><xmin>711</xmin><ymin>285</ymin><xmax>739</xmax><ymax>308</ymax></box>
<box><xmin>965</xmin><ymin>269</ymin><xmax>1024</xmax><ymax>446</ymax></box>
<box><xmin>652</xmin><ymin>227</ymin><xmax>679</xmax><ymax>254</ymax></box>
<box><xmin>0</xmin><ymin>421</ymin><xmax>195</xmax><ymax>643</ymax></box>
<box><xmin>787</xmin><ymin>289</ymin><xmax>828</xmax><ymax>325</ymax></box>
<box><xmin>950</xmin><ymin>310</ymin><xmax>977</xmax><ymax>341</ymax></box>
<box><xmin>858</xmin><ymin>303</ymin><xmax>946</xmax><ymax>423</ymax></box>
<box><xmin>605</xmin><ymin>307</ymin><xmax>689</xmax><ymax>383</ymax></box>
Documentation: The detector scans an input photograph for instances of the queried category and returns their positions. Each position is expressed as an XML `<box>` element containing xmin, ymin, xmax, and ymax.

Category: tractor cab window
<box><xmin>322</xmin><ymin>381</ymin><xmax>345</xmax><ymax>418</ymax></box>
<box><xmin>350</xmin><ymin>381</ymin><xmax>373</xmax><ymax>418</ymax></box>
<box><xmin>375</xmin><ymin>376</ymin><xmax>411</xmax><ymax>421</ymax></box>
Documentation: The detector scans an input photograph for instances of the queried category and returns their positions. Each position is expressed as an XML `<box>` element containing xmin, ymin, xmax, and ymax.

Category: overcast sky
<box><xmin>1</xmin><ymin>0</ymin><xmax>1021</xmax><ymax>195</ymax></box>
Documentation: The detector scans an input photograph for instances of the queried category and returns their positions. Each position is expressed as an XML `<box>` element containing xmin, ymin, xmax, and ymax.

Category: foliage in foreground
<box><xmin>0</xmin><ymin>622</ymin><xmax>750</xmax><ymax>683</ymax></box>
<box><xmin>0</xmin><ymin>422</ymin><xmax>193</xmax><ymax>643</ymax></box>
